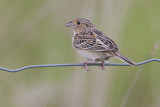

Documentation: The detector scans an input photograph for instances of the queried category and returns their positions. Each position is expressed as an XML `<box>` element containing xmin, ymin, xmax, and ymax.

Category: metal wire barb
<box><xmin>0</xmin><ymin>58</ymin><xmax>159</xmax><ymax>72</ymax></box>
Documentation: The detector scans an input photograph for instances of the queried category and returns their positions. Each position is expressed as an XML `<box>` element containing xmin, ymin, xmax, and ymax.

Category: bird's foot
<box><xmin>99</xmin><ymin>61</ymin><xmax>105</xmax><ymax>70</ymax></box>
<box><xmin>81</xmin><ymin>61</ymin><xmax>89</xmax><ymax>71</ymax></box>
<box><xmin>81</xmin><ymin>60</ymin><xmax>95</xmax><ymax>71</ymax></box>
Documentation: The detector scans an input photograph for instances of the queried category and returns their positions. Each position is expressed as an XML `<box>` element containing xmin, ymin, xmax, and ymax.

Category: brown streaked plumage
<box><xmin>66</xmin><ymin>18</ymin><xmax>135</xmax><ymax>71</ymax></box>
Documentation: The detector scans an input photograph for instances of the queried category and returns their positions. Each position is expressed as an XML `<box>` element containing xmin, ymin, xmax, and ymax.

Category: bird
<box><xmin>65</xmin><ymin>18</ymin><xmax>135</xmax><ymax>71</ymax></box>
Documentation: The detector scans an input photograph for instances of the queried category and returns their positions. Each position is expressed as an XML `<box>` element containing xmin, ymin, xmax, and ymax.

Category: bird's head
<box><xmin>65</xmin><ymin>18</ymin><xmax>94</xmax><ymax>34</ymax></box>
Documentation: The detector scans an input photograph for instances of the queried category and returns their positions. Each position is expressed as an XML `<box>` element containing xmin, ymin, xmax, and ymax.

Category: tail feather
<box><xmin>114</xmin><ymin>52</ymin><xmax>135</xmax><ymax>65</ymax></box>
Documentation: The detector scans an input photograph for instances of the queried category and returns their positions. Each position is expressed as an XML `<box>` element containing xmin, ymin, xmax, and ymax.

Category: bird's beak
<box><xmin>65</xmin><ymin>21</ymin><xmax>73</xmax><ymax>28</ymax></box>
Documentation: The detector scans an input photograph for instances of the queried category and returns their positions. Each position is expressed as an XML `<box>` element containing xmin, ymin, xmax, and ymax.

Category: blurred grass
<box><xmin>0</xmin><ymin>0</ymin><xmax>160</xmax><ymax>107</ymax></box>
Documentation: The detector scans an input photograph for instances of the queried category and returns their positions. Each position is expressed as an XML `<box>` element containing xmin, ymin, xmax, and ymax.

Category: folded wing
<box><xmin>73</xmin><ymin>30</ymin><xmax>119</xmax><ymax>52</ymax></box>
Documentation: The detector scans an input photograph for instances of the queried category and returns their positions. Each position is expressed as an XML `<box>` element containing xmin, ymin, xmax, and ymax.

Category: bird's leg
<box><xmin>81</xmin><ymin>60</ymin><xmax>95</xmax><ymax>71</ymax></box>
<box><xmin>81</xmin><ymin>61</ymin><xmax>89</xmax><ymax>71</ymax></box>
<box><xmin>99</xmin><ymin>60</ymin><xmax>105</xmax><ymax>70</ymax></box>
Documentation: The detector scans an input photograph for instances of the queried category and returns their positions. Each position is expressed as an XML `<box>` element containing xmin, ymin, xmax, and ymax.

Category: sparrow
<box><xmin>66</xmin><ymin>18</ymin><xmax>135</xmax><ymax>71</ymax></box>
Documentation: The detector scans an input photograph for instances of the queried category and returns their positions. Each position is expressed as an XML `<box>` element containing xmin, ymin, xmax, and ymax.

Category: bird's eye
<box><xmin>77</xmin><ymin>21</ymin><xmax>80</xmax><ymax>25</ymax></box>
<box><xmin>86</xmin><ymin>24</ymin><xmax>89</xmax><ymax>27</ymax></box>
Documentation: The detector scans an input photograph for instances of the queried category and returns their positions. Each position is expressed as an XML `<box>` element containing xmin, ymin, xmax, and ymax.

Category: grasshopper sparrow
<box><xmin>66</xmin><ymin>18</ymin><xmax>135</xmax><ymax>71</ymax></box>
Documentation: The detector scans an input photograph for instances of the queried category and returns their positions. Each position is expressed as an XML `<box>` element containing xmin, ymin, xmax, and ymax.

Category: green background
<box><xmin>0</xmin><ymin>0</ymin><xmax>160</xmax><ymax>107</ymax></box>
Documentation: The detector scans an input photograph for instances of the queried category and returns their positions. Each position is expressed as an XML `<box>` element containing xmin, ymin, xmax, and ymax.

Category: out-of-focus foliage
<box><xmin>0</xmin><ymin>0</ymin><xmax>159</xmax><ymax>107</ymax></box>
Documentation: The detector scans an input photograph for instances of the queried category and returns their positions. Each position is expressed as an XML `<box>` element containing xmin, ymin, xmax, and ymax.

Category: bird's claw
<box><xmin>81</xmin><ymin>62</ymin><xmax>89</xmax><ymax>71</ymax></box>
<box><xmin>99</xmin><ymin>61</ymin><xmax>105</xmax><ymax>70</ymax></box>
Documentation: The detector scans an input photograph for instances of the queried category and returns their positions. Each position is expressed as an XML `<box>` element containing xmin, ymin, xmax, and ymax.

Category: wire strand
<box><xmin>0</xmin><ymin>58</ymin><xmax>159</xmax><ymax>72</ymax></box>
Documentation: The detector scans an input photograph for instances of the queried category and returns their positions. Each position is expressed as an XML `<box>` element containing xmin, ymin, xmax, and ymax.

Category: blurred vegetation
<box><xmin>0</xmin><ymin>0</ymin><xmax>160</xmax><ymax>107</ymax></box>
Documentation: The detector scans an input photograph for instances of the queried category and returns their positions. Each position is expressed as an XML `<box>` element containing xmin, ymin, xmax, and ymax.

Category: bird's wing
<box><xmin>73</xmin><ymin>30</ymin><xmax>119</xmax><ymax>51</ymax></box>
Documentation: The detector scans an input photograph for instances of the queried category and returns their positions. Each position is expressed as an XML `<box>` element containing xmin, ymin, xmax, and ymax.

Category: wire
<box><xmin>0</xmin><ymin>58</ymin><xmax>159</xmax><ymax>72</ymax></box>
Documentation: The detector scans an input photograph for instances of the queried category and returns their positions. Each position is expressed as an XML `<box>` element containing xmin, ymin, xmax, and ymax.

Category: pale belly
<box><xmin>76</xmin><ymin>49</ymin><xmax>112</xmax><ymax>61</ymax></box>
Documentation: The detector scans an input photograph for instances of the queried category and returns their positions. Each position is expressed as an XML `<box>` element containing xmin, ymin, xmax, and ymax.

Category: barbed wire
<box><xmin>0</xmin><ymin>58</ymin><xmax>159</xmax><ymax>72</ymax></box>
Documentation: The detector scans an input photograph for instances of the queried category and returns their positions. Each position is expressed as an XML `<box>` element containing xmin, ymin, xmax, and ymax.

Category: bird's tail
<box><xmin>114</xmin><ymin>52</ymin><xmax>135</xmax><ymax>65</ymax></box>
